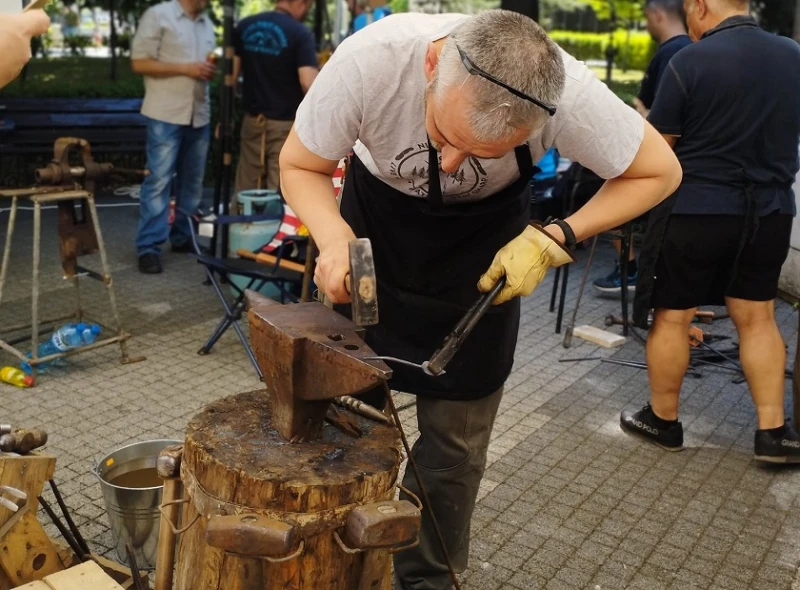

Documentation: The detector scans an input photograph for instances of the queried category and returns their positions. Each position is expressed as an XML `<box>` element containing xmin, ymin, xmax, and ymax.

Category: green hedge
<box><xmin>549</xmin><ymin>30</ymin><xmax>656</xmax><ymax>71</ymax></box>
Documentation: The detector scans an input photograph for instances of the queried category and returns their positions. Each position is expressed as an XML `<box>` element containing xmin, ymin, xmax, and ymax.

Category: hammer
<box><xmin>322</xmin><ymin>238</ymin><xmax>379</xmax><ymax>326</ymax></box>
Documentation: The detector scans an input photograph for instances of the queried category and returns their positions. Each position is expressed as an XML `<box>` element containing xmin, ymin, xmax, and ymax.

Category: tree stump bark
<box><xmin>175</xmin><ymin>390</ymin><xmax>402</xmax><ymax>590</ymax></box>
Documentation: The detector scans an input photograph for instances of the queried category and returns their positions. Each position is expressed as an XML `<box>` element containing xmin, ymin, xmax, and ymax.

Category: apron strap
<box><xmin>425</xmin><ymin>142</ymin><xmax>536</xmax><ymax>211</ymax></box>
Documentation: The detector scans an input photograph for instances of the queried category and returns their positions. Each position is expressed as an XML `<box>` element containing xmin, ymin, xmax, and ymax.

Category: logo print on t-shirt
<box><xmin>242</xmin><ymin>21</ymin><xmax>289</xmax><ymax>56</ymax></box>
<box><xmin>389</xmin><ymin>142</ymin><xmax>488</xmax><ymax>199</ymax></box>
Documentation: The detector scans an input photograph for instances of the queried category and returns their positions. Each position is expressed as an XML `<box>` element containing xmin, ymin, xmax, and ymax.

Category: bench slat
<box><xmin>0</xmin><ymin>98</ymin><xmax>143</xmax><ymax>113</ymax></box>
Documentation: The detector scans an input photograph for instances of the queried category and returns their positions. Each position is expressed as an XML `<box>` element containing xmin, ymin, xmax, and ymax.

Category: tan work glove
<box><xmin>478</xmin><ymin>224</ymin><xmax>575</xmax><ymax>305</ymax></box>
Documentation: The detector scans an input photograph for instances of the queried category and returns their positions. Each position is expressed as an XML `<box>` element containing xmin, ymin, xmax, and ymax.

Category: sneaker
<box><xmin>138</xmin><ymin>253</ymin><xmax>163</xmax><ymax>274</ymax></box>
<box><xmin>593</xmin><ymin>263</ymin><xmax>637</xmax><ymax>293</ymax></box>
<box><xmin>754</xmin><ymin>423</ymin><xmax>800</xmax><ymax>464</ymax></box>
<box><xmin>620</xmin><ymin>404</ymin><xmax>684</xmax><ymax>451</ymax></box>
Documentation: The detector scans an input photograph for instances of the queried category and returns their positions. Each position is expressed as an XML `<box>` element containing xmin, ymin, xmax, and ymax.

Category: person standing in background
<box><xmin>232</xmin><ymin>0</ymin><xmax>319</xmax><ymax>204</ymax></box>
<box><xmin>593</xmin><ymin>0</ymin><xmax>691</xmax><ymax>294</ymax></box>
<box><xmin>131</xmin><ymin>0</ymin><xmax>216</xmax><ymax>274</ymax></box>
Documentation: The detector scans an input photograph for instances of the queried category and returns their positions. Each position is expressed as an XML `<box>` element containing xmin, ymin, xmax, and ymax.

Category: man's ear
<box><xmin>424</xmin><ymin>42</ymin><xmax>439</xmax><ymax>82</ymax></box>
<box><xmin>695</xmin><ymin>0</ymin><xmax>708</xmax><ymax>19</ymax></box>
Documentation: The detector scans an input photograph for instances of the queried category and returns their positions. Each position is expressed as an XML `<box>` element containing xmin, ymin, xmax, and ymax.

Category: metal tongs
<box><xmin>421</xmin><ymin>276</ymin><xmax>507</xmax><ymax>376</ymax></box>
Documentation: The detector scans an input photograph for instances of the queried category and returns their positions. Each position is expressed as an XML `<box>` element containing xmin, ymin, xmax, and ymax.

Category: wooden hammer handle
<box><xmin>236</xmin><ymin>249</ymin><xmax>305</xmax><ymax>273</ymax></box>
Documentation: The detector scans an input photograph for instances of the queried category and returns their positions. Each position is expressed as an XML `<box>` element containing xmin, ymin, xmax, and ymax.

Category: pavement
<box><xmin>0</xmin><ymin>197</ymin><xmax>797</xmax><ymax>589</ymax></box>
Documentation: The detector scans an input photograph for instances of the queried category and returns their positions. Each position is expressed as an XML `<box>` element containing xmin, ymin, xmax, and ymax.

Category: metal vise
<box><xmin>246</xmin><ymin>290</ymin><xmax>392</xmax><ymax>442</ymax></box>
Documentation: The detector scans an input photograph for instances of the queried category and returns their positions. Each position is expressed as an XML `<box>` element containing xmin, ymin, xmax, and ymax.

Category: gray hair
<box><xmin>431</xmin><ymin>10</ymin><xmax>566</xmax><ymax>143</ymax></box>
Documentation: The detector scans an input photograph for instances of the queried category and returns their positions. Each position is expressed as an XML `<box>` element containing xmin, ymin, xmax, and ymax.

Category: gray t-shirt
<box><xmin>295</xmin><ymin>13</ymin><xmax>645</xmax><ymax>202</ymax></box>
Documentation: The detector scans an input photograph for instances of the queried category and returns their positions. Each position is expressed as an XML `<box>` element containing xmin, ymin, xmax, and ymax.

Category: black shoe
<box><xmin>620</xmin><ymin>404</ymin><xmax>684</xmax><ymax>451</ymax></box>
<box><xmin>754</xmin><ymin>423</ymin><xmax>800</xmax><ymax>464</ymax></box>
<box><xmin>138</xmin><ymin>253</ymin><xmax>163</xmax><ymax>274</ymax></box>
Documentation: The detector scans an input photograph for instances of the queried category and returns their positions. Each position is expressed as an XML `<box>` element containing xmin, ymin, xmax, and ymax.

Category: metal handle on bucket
<box><xmin>158</xmin><ymin>498</ymin><xmax>200</xmax><ymax>535</ymax></box>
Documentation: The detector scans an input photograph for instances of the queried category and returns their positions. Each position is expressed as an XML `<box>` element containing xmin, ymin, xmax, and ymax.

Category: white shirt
<box><xmin>295</xmin><ymin>13</ymin><xmax>645</xmax><ymax>202</ymax></box>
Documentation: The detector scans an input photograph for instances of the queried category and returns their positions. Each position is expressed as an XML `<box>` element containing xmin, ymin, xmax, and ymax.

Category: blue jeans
<box><xmin>136</xmin><ymin>118</ymin><xmax>210</xmax><ymax>256</ymax></box>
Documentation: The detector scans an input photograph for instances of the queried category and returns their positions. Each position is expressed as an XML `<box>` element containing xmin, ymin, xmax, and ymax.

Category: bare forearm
<box><xmin>131</xmin><ymin>59</ymin><xmax>188</xmax><ymax>78</ymax></box>
<box><xmin>565</xmin><ymin>176</ymin><xmax>672</xmax><ymax>241</ymax></box>
<box><xmin>280</xmin><ymin>169</ymin><xmax>355</xmax><ymax>249</ymax></box>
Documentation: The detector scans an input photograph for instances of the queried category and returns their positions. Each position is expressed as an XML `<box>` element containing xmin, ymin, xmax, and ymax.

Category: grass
<box><xmin>589</xmin><ymin>66</ymin><xmax>645</xmax><ymax>84</ymax></box>
<box><xmin>0</xmin><ymin>56</ymin><xmax>144</xmax><ymax>99</ymax></box>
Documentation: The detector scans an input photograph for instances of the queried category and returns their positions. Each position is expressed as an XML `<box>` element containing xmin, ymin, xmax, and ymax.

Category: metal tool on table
<box><xmin>421</xmin><ymin>276</ymin><xmax>507</xmax><ymax>377</ymax></box>
<box><xmin>0</xmin><ymin>428</ymin><xmax>47</xmax><ymax>454</ymax></box>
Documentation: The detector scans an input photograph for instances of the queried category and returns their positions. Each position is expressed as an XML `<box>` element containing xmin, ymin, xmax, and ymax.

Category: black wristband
<box><xmin>543</xmin><ymin>218</ymin><xmax>577</xmax><ymax>249</ymax></box>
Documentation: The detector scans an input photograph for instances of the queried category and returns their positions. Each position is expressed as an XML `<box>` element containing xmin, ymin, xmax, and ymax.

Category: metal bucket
<box><xmin>92</xmin><ymin>439</ymin><xmax>181</xmax><ymax>569</ymax></box>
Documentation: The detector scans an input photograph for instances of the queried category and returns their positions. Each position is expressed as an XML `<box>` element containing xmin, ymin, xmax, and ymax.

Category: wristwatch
<box><xmin>543</xmin><ymin>217</ymin><xmax>577</xmax><ymax>250</ymax></box>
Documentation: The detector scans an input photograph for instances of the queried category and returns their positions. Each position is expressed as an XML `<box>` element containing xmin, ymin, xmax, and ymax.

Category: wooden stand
<box><xmin>174</xmin><ymin>390</ymin><xmax>402</xmax><ymax>590</ymax></box>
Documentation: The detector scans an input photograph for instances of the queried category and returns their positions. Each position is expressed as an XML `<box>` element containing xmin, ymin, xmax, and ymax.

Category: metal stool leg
<box><xmin>555</xmin><ymin>264</ymin><xmax>569</xmax><ymax>334</ymax></box>
<box><xmin>85</xmin><ymin>194</ymin><xmax>143</xmax><ymax>364</ymax></box>
<box><xmin>30</xmin><ymin>199</ymin><xmax>42</xmax><ymax>381</ymax></box>
<box><xmin>550</xmin><ymin>267</ymin><xmax>561</xmax><ymax>313</ymax></box>
<box><xmin>620</xmin><ymin>223</ymin><xmax>632</xmax><ymax>337</ymax></box>
<box><xmin>0</xmin><ymin>196</ymin><xmax>18</xmax><ymax>307</ymax></box>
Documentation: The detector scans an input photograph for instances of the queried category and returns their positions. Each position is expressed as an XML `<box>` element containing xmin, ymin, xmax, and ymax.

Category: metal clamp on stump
<box><xmin>206</xmin><ymin>514</ymin><xmax>304</xmax><ymax>563</ymax></box>
<box><xmin>333</xmin><ymin>498</ymin><xmax>421</xmax><ymax>555</ymax></box>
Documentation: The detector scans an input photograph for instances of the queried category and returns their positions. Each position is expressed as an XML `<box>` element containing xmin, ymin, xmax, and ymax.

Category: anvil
<box><xmin>246</xmin><ymin>290</ymin><xmax>392</xmax><ymax>441</ymax></box>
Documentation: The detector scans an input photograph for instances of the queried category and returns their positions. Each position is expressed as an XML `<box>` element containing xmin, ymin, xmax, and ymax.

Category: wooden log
<box><xmin>175</xmin><ymin>390</ymin><xmax>403</xmax><ymax>590</ymax></box>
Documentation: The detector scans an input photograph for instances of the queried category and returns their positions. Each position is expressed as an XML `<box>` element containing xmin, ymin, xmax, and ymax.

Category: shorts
<box><xmin>651</xmin><ymin>213</ymin><xmax>793</xmax><ymax>310</ymax></box>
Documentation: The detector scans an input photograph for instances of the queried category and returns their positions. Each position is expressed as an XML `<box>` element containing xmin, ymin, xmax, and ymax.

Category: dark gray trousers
<box><xmin>393</xmin><ymin>387</ymin><xmax>503</xmax><ymax>590</ymax></box>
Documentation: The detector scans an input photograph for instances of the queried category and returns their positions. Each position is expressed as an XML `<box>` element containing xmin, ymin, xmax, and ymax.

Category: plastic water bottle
<box><xmin>80</xmin><ymin>324</ymin><xmax>101</xmax><ymax>346</ymax></box>
<box><xmin>22</xmin><ymin>323</ymin><xmax>87</xmax><ymax>374</ymax></box>
<box><xmin>0</xmin><ymin>366</ymin><xmax>33</xmax><ymax>388</ymax></box>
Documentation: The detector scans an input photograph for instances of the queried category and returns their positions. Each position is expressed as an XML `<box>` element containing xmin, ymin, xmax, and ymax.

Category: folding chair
<box><xmin>182</xmin><ymin>208</ymin><xmax>305</xmax><ymax>380</ymax></box>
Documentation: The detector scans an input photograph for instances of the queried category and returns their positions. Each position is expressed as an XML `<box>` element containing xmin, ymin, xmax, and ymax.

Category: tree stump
<box><xmin>174</xmin><ymin>390</ymin><xmax>403</xmax><ymax>590</ymax></box>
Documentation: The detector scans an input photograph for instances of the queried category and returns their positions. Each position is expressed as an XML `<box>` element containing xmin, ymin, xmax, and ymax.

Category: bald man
<box><xmin>624</xmin><ymin>0</ymin><xmax>800</xmax><ymax>463</ymax></box>
<box><xmin>0</xmin><ymin>10</ymin><xmax>50</xmax><ymax>88</ymax></box>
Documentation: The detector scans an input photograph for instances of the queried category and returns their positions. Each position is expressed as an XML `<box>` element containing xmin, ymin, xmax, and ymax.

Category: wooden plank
<box><xmin>42</xmin><ymin>562</ymin><xmax>124</xmax><ymax>590</ymax></box>
<box><xmin>572</xmin><ymin>325</ymin><xmax>626</xmax><ymax>348</ymax></box>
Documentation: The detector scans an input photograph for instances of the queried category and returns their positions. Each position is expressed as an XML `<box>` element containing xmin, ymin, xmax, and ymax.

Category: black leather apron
<box><xmin>338</xmin><ymin>144</ymin><xmax>534</xmax><ymax>400</ymax></box>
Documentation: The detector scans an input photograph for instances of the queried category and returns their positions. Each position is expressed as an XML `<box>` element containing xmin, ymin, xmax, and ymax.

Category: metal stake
<box><xmin>0</xmin><ymin>196</ymin><xmax>18</xmax><ymax>307</ymax></box>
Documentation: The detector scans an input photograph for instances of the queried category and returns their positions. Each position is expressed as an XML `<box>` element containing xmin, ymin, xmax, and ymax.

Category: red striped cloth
<box><xmin>260</xmin><ymin>159</ymin><xmax>346</xmax><ymax>253</ymax></box>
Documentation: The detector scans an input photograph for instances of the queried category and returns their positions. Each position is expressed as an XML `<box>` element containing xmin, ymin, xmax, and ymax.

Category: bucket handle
<box><xmin>158</xmin><ymin>498</ymin><xmax>200</xmax><ymax>535</ymax></box>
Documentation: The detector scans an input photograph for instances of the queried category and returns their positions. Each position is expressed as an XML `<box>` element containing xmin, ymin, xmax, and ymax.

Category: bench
<box><xmin>0</xmin><ymin>98</ymin><xmax>147</xmax><ymax>187</ymax></box>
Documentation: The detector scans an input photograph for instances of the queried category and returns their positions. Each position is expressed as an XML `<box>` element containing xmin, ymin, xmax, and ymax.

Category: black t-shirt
<box><xmin>234</xmin><ymin>11</ymin><xmax>319</xmax><ymax>120</ymax></box>
<box><xmin>638</xmin><ymin>34</ymin><xmax>692</xmax><ymax>110</ymax></box>
<box><xmin>648</xmin><ymin>16</ymin><xmax>800</xmax><ymax>216</ymax></box>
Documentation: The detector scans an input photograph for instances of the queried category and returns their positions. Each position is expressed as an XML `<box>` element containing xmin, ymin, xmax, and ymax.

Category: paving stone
<box><xmin>2</xmin><ymin>215</ymin><xmax>797</xmax><ymax>585</ymax></box>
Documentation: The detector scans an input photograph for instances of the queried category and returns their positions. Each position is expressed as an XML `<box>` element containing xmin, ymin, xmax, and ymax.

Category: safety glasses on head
<box><xmin>456</xmin><ymin>44</ymin><xmax>557</xmax><ymax>117</ymax></box>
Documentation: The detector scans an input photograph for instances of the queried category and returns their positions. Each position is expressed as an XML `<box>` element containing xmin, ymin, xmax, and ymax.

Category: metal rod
<box><xmin>619</xmin><ymin>223</ymin><xmax>632</xmax><ymax>337</ymax></box>
<box><xmin>794</xmin><ymin>310</ymin><xmax>799</xmax><ymax>431</ymax></box>
<box><xmin>38</xmin><ymin>495</ymin><xmax>89</xmax><ymax>562</ymax></box>
<box><xmin>382</xmin><ymin>381</ymin><xmax>461</xmax><ymax>590</ymax></box>
<box><xmin>334</xmin><ymin>395</ymin><xmax>393</xmax><ymax>424</ymax></box>
<box><xmin>2</xmin><ymin>313</ymin><xmax>77</xmax><ymax>334</ymax></box>
<box><xmin>125</xmin><ymin>541</ymin><xmax>146</xmax><ymax>590</ymax></box>
<box><xmin>0</xmin><ymin>196</ymin><xmax>18</xmax><ymax>308</ymax></box>
<box><xmin>48</xmin><ymin>479</ymin><xmax>90</xmax><ymax>555</ymax></box>
<box><xmin>563</xmin><ymin>234</ymin><xmax>598</xmax><ymax>348</ymax></box>
<box><xmin>555</xmin><ymin>264</ymin><xmax>569</xmax><ymax>333</ymax></box>
<box><xmin>31</xmin><ymin>200</ymin><xmax>41</xmax><ymax>382</ymax></box>
<box><xmin>362</xmin><ymin>356</ymin><xmax>432</xmax><ymax>374</ymax></box>
<box><xmin>1</xmin><ymin>335</ymin><xmax>128</xmax><ymax>368</ymax></box>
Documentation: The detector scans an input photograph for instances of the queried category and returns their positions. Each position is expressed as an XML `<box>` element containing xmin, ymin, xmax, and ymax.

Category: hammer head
<box><xmin>348</xmin><ymin>238</ymin><xmax>379</xmax><ymax>326</ymax></box>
